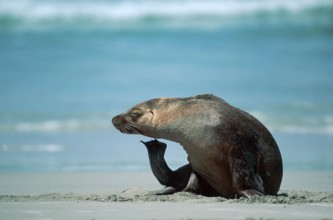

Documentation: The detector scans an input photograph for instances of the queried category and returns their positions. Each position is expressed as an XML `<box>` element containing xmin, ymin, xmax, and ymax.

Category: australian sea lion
<box><xmin>112</xmin><ymin>94</ymin><xmax>283</xmax><ymax>198</ymax></box>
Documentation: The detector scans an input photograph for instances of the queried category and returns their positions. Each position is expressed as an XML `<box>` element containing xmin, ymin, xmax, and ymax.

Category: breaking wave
<box><xmin>0</xmin><ymin>118</ymin><xmax>110</xmax><ymax>133</ymax></box>
<box><xmin>1</xmin><ymin>0</ymin><xmax>332</xmax><ymax>30</ymax></box>
<box><xmin>1</xmin><ymin>143</ymin><xmax>64</xmax><ymax>153</ymax></box>
<box><xmin>250</xmin><ymin>111</ymin><xmax>333</xmax><ymax>135</ymax></box>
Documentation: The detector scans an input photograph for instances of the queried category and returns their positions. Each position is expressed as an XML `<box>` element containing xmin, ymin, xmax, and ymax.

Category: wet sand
<box><xmin>1</xmin><ymin>171</ymin><xmax>333</xmax><ymax>219</ymax></box>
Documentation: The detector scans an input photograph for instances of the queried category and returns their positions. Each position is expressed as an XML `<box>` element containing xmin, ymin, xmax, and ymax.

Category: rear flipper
<box><xmin>141</xmin><ymin>139</ymin><xmax>192</xmax><ymax>193</ymax></box>
<box><xmin>229</xmin><ymin>145</ymin><xmax>266</xmax><ymax>198</ymax></box>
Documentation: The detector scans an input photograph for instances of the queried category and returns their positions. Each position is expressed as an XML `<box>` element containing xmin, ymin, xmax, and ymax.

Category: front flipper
<box><xmin>141</xmin><ymin>139</ymin><xmax>192</xmax><ymax>192</ymax></box>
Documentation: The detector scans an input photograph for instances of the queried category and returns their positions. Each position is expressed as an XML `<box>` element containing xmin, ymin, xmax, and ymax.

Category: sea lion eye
<box><xmin>130</xmin><ymin>109</ymin><xmax>143</xmax><ymax>117</ymax></box>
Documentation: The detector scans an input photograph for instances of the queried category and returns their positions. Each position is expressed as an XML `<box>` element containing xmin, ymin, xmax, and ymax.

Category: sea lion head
<box><xmin>112</xmin><ymin>94</ymin><xmax>220</xmax><ymax>141</ymax></box>
<box><xmin>112</xmin><ymin>98</ymin><xmax>174</xmax><ymax>138</ymax></box>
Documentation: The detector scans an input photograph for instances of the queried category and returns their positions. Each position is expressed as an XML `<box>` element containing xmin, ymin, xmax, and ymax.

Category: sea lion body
<box><xmin>112</xmin><ymin>94</ymin><xmax>283</xmax><ymax>198</ymax></box>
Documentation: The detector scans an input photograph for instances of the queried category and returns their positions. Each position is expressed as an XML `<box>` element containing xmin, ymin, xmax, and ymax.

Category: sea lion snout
<box><xmin>112</xmin><ymin>114</ymin><xmax>144</xmax><ymax>135</ymax></box>
<box><xmin>111</xmin><ymin>115</ymin><xmax>124</xmax><ymax>128</ymax></box>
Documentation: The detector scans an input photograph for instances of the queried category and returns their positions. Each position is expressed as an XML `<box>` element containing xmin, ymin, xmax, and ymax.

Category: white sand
<box><xmin>1</xmin><ymin>171</ymin><xmax>333</xmax><ymax>220</ymax></box>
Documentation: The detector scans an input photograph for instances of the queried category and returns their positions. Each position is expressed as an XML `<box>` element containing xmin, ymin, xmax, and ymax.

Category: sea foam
<box><xmin>1</xmin><ymin>144</ymin><xmax>64</xmax><ymax>153</ymax></box>
<box><xmin>8</xmin><ymin>119</ymin><xmax>108</xmax><ymax>133</ymax></box>
<box><xmin>1</xmin><ymin>0</ymin><xmax>332</xmax><ymax>29</ymax></box>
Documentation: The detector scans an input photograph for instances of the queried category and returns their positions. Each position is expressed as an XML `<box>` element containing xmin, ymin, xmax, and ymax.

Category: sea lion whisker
<box><xmin>124</xmin><ymin>124</ymin><xmax>140</xmax><ymax>134</ymax></box>
<box><xmin>125</xmin><ymin>126</ymin><xmax>135</xmax><ymax>133</ymax></box>
<box><xmin>120</xmin><ymin>125</ymin><xmax>132</xmax><ymax>134</ymax></box>
<box><xmin>122</xmin><ymin>125</ymin><xmax>131</xmax><ymax>133</ymax></box>
<box><xmin>123</xmin><ymin>124</ymin><xmax>134</xmax><ymax>131</ymax></box>
<box><xmin>119</xmin><ymin>126</ymin><xmax>127</xmax><ymax>133</ymax></box>
<box><xmin>130</xmin><ymin>127</ymin><xmax>141</xmax><ymax>134</ymax></box>
<box><xmin>127</xmin><ymin>121</ymin><xmax>140</xmax><ymax>129</ymax></box>
<box><xmin>125</xmin><ymin>122</ymin><xmax>141</xmax><ymax>133</ymax></box>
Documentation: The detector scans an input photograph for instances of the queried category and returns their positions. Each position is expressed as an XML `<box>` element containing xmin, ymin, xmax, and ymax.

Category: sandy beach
<box><xmin>1</xmin><ymin>171</ymin><xmax>332</xmax><ymax>220</ymax></box>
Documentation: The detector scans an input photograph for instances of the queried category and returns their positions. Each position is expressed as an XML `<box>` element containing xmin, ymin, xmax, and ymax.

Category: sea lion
<box><xmin>112</xmin><ymin>94</ymin><xmax>283</xmax><ymax>198</ymax></box>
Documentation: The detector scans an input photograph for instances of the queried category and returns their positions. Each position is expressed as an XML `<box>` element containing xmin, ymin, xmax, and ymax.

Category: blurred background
<box><xmin>0</xmin><ymin>0</ymin><xmax>332</xmax><ymax>172</ymax></box>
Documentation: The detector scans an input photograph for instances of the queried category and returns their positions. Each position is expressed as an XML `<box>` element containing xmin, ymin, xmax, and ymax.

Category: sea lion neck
<box><xmin>152</xmin><ymin>101</ymin><xmax>219</xmax><ymax>147</ymax></box>
<box><xmin>150</xmin><ymin>102</ymin><xmax>189</xmax><ymax>143</ymax></box>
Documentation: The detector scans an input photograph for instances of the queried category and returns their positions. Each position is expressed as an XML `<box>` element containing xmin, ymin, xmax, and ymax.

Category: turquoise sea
<box><xmin>0</xmin><ymin>0</ymin><xmax>333</xmax><ymax>172</ymax></box>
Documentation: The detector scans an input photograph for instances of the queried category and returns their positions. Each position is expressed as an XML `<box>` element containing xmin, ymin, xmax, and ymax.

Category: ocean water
<box><xmin>0</xmin><ymin>0</ymin><xmax>333</xmax><ymax>172</ymax></box>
